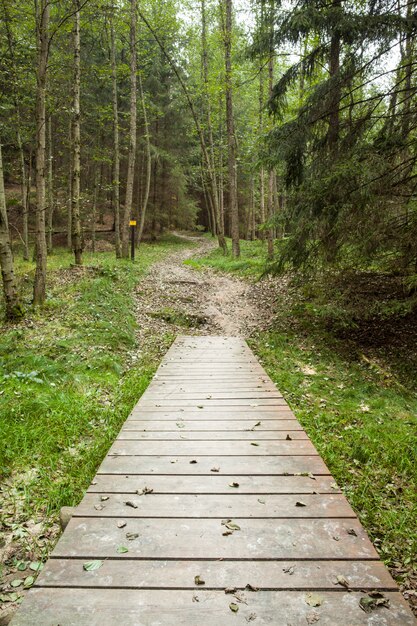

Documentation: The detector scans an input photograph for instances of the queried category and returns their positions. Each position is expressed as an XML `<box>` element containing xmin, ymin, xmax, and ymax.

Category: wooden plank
<box><xmin>11</xmin><ymin>589</ymin><xmax>416</xmax><ymax>625</ymax></box>
<box><xmin>98</xmin><ymin>455</ymin><xmax>331</xmax><ymax>475</ymax></box>
<box><xmin>87</xmin><ymin>475</ymin><xmax>340</xmax><ymax>494</ymax></box>
<box><xmin>138</xmin><ymin>399</ymin><xmax>287</xmax><ymax>407</ymax></box>
<box><xmin>52</xmin><ymin>517</ymin><xmax>378</xmax><ymax>559</ymax></box>
<box><xmin>16</xmin><ymin>588</ymin><xmax>417</xmax><ymax>626</ymax></box>
<box><xmin>122</xmin><ymin>419</ymin><xmax>303</xmax><ymax>430</ymax></box>
<box><xmin>75</xmin><ymin>493</ymin><xmax>356</xmax><ymax>518</ymax></box>
<box><xmin>117</xmin><ymin>430</ymin><xmax>309</xmax><ymax>440</ymax></box>
<box><xmin>108</xmin><ymin>440</ymin><xmax>317</xmax><ymax>456</ymax></box>
<box><xmin>127</xmin><ymin>409</ymin><xmax>296</xmax><ymax>419</ymax></box>
<box><xmin>141</xmin><ymin>392</ymin><xmax>283</xmax><ymax>400</ymax></box>
<box><xmin>36</xmin><ymin>558</ymin><xmax>396</xmax><ymax>590</ymax></box>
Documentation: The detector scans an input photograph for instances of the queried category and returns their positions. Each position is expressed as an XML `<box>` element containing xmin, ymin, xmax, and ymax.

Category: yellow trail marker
<box><xmin>129</xmin><ymin>220</ymin><xmax>137</xmax><ymax>226</ymax></box>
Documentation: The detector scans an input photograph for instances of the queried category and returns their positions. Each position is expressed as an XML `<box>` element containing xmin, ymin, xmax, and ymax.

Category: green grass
<box><xmin>185</xmin><ymin>237</ymin><xmax>269</xmax><ymax>277</ymax></box>
<box><xmin>193</xmin><ymin>238</ymin><xmax>417</xmax><ymax>585</ymax></box>
<box><xmin>0</xmin><ymin>235</ymin><xmax>191</xmax><ymax>526</ymax></box>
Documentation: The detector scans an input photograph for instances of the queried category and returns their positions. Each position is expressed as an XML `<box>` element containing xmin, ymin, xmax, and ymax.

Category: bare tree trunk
<box><xmin>0</xmin><ymin>144</ymin><xmax>23</xmax><ymax>319</ymax></box>
<box><xmin>201</xmin><ymin>0</ymin><xmax>226</xmax><ymax>253</ymax></box>
<box><xmin>121</xmin><ymin>0</ymin><xmax>137</xmax><ymax>258</ymax></box>
<box><xmin>266</xmin><ymin>23</ymin><xmax>275</xmax><ymax>260</ymax></box>
<box><xmin>71</xmin><ymin>0</ymin><xmax>83</xmax><ymax>265</ymax></box>
<box><xmin>1</xmin><ymin>0</ymin><xmax>29</xmax><ymax>261</ymax></box>
<box><xmin>259</xmin><ymin>63</ymin><xmax>266</xmax><ymax>239</ymax></box>
<box><xmin>67</xmin><ymin>117</ymin><xmax>72</xmax><ymax>251</ymax></box>
<box><xmin>33</xmin><ymin>0</ymin><xmax>49</xmax><ymax>305</ymax></box>
<box><xmin>47</xmin><ymin>114</ymin><xmax>54</xmax><ymax>254</ymax></box>
<box><xmin>91</xmin><ymin>161</ymin><xmax>99</xmax><ymax>253</ymax></box>
<box><xmin>137</xmin><ymin>73</ymin><xmax>151</xmax><ymax>245</ymax></box>
<box><xmin>223</xmin><ymin>0</ymin><xmax>240</xmax><ymax>258</ymax></box>
<box><xmin>25</xmin><ymin>149</ymin><xmax>32</xmax><ymax>258</ymax></box>
<box><xmin>110</xmin><ymin>17</ymin><xmax>121</xmax><ymax>258</ymax></box>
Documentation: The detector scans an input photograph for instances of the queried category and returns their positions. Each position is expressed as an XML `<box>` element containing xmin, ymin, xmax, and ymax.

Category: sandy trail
<box><xmin>134</xmin><ymin>235</ymin><xmax>276</xmax><ymax>349</ymax></box>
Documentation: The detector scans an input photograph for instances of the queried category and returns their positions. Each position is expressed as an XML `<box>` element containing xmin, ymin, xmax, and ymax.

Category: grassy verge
<box><xmin>192</xmin><ymin>239</ymin><xmax>417</xmax><ymax>593</ymax></box>
<box><xmin>0</xmin><ymin>235</ymin><xmax>192</xmax><ymax>570</ymax></box>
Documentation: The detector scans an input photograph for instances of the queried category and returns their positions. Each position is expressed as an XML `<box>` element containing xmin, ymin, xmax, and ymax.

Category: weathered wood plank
<box><xmin>75</xmin><ymin>493</ymin><xmax>355</xmax><ymax>518</ymax></box>
<box><xmin>87</xmin><ymin>475</ymin><xmax>340</xmax><ymax>494</ymax></box>
<box><xmin>108</xmin><ymin>440</ymin><xmax>317</xmax><ymax>456</ymax></box>
<box><xmin>122</xmin><ymin>419</ymin><xmax>302</xmax><ymax>430</ymax></box>
<box><xmin>36</xmin><ymin>559</ymin><xmax>396</xmax><ymax>590</ymax></box>
<box><xmin>13</xmin><ymin>589</ymin><xmax>416</xmax><ymax>626</ymax></box>
<box><xmin>117</xmin><ymin>430</ymin><xmax>309</xmax><ymax>440</ymax></box>
<box><xmin>98</xmin><ymin>454</ymin><xmax>331</xmax><ymax>475</ymax></box>
<box><xmin>53</xmin><ymin>517</ymin><xmax>377</xmax><ymax>559</ymax></box>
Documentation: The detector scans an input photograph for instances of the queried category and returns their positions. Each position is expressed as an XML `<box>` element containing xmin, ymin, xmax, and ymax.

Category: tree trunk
<box><xmin>121</xmin><ymin>0</ymin><xmax>137</xmax><ymax>258</ymax></box>
<box><xmin>67</xmin><ymin>116</ymin><xmax>72</xmax><ymax>251</ymax></box>
<box><xmin>223</xmin><ymin>0</ymin><xmax>240</xmax><ymax>258</ymax></box>
<box><xmin>33</xmin><ymin>0</ymin><xmax>49</xmax><ymax>305</ymax></box>
<box><xmin>91</xmin><ymin>161</ymin><xmax>99</xmax><ymax>253</ymax></box>
<box><xmin>71</xmin><ymin>0</ymin><xmax>83</xmax><ymax>266</ymax></box>
<box><xmin>137</xmin><ymin>73</ymin><xmax>151</xmax><ymax>245</ymax></box>
<box><xmin>110</xmin><ymin>16</ymin><xmax>121</xmax><ymax>258</ymax></box>
<box><xmin>0</xmin><ymin>144</ymin><xmax>23</xmax><ymax>319</ymax></box>
<box><xmin>47</xmin><ymin>114</ymin><xmax>54</xmax><ymax>254</ymax></box>
<box><xmin>201</xmin><ymin>0</ymin><xmax>227</xmax><ymax>253</ymax></box>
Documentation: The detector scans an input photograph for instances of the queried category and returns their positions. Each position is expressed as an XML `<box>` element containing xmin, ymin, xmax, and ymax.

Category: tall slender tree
<box><xmin>71</xmin><ymin>0</ymin><xmax>83</xmax><ymax>266</ymax></box>
<box><xmin>33</xmin><ymin>0</ymin><xmax>49</xmax><ymax>305</ymax></box>
<box><xmin>223</xmin><ymin>0</ymin><xmax>240</xmax><ymax>258</ymax></box>
<box><xmin>0</xmin><ymin>144</ymin><xmax>23</xmax><ymax>319</ymax></box>
<box><xmin>121</xmin><ymin>0</ymin><xmax>137</xmax><ymax>258</ymax></box>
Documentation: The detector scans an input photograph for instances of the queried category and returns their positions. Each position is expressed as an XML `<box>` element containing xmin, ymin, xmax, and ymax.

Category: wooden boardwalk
<box><xmin>12</xmin><ymin>336</ymin><xmax>416</xmax><ymax>625</ymax></box>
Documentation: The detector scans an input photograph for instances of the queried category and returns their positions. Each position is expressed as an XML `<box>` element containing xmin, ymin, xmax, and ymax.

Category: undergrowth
<box><xmin>0</xmin><ymin>235</ymin><xmax>189</xmax><ymax>520</ymax></box>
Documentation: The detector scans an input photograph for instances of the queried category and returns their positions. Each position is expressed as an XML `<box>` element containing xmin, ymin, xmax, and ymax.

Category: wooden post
<box><xmin>130</xmin><ymin>219</ymin><xmax>136</xmax><ymax>261</ymax></box>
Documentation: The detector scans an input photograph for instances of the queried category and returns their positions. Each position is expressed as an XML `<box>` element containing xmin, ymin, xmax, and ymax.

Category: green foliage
<box><xmin>0</xmin><ymin>238</ymin><xmax>186</xmax><ymax>515</ymax></box>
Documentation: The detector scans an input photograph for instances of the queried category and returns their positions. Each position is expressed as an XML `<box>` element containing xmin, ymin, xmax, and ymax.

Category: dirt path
<box><xmin>134</xmin><ymin>235</ymin><xmax>276</xmax><ymax>352</ymax></box>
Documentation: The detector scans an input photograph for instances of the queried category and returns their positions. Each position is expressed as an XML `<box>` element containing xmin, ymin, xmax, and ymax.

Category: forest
<box><xmin>0</xmin><ymin>0</ymin><xmax>416</xmax><ymax>622</ymax></box>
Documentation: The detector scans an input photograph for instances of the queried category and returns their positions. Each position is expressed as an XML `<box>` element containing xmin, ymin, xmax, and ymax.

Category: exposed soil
<box><xmin>133</xmin><ymin>234</ymin><xmax>278</xmax><ymax>356</ymax></box>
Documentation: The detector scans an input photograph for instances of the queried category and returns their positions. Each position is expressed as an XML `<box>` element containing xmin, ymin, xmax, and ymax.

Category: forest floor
<box><xmin>1</xmin><ymin>233</ymin><xmax>416</xmax><ymax>621</ymax></box>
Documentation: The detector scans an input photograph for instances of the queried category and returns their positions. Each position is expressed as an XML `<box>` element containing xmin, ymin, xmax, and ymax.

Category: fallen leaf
<box><xmin>333</xmin><ymin>535</ymin><xmax>340</xmax><ymax>541</ymax></box>
<box><xmin>246</xmin><ymin>613</ymin><xmax>257</xmax><ymax>622</ymax></box>
<box><xmin>224</xmin><ymin>521</ymin><xmax>241</xmax><ymax>531</ymax></box>
<box><xmin>116</xmin><ymin>546</ymin><xmax>129</xmax><ymax>554</ymax></box>
<box><xmin>211</xmin><ymin>467</ymin><xmax>220</xmax><ymax>472</ymax></box>
<box><xmin>250</xmin><ymin>421</ymin><xmax>261</xmax><ymax>430</ymax></box>
<box><xmin>346</xmin><ymin>528</ymin><xmax>357</xmax><ymax>537</ymax></box>
<box><xmin>194</xmin><ymin>575</ymin><xmax>205</xmax><ymax>585</ymax></box>
<box><xmin>137</xmin><ymin>487</ymin><xmax>153</xmax><ymax>495</ymax></box>
<box><xmin>29</xmin><ymin>562</ymin><xmax>43</xmax><ymax>572</ymax></box>
<box><xmin>126</xmin><ymin>532</ymin><xmax>139</xmax><ymax>541</ymax></box>
<box><xmin>225</xmin><ymin>587</ymin><xmax>237</xmax><ymax>594</ymax></box>
<box><xmin>245</xmin><ymin>583</ymin><xmax>259</xmax><ymax>592</ymax></box>
<box><xmin>125</xmin><ymin>501</ymin><xmax>138</xmax><ymax>509</ymax></box>
<box><xmin>295</xmin><ymin>501</ymin><xmax>307</xmax><ymax>507</ymax></box>
<box><xmin>100</xmin><ymin>496</ymin><xmax>109</xmax><ymax>502</ymax></box>
<box><xmin>94</xmin><ymin>504</ymin><xmax>104</xmax><ymax>511</ymax></box>
<box><xmin>117</xmin><ymin>520</ymin><xmax>127</xmax><ymax>529</ymax></box>
<box><xmin>282</xmin><ymin>565</ymin><xmax>295</xmax><ymax>575</ymax></box>
<box><xmin>197</xmin><ymin>405</ymin><xmax>204</xmax><ymax>409</ymax></box>
<box><xmin>189</xmin><ymin>460</ymin><xmax>198</xmax><ymax>464</ymax></box>
<box><xmin>335</xmin><ymin>575</ymin><xmax>349</xmax><ymax>588</ymax></box>
<box><xmin>229</xmin><ymin>482</ymin><xmax>239</xmax><ymax>488</ymax></box>
<box><xmin>192</xmin><ymin>594</ymin><xmax>199</xmax><ymax>602</ymax></box>
<box><xmin>229</xmin><ymin>602</ymin><xmax>239</xmax><ymax>613</ymax></box>
<box><xmin>250</xmin><ymin>442</ymin><xmax>259</xmax><ymax>446</ymax></box>
<box><xmin>305</xmin><ymin>593</ymin><xmax>323</xmax><ymax>607</ymax></box>
<box><xmin>83</xmin><ymin>560</ymin><xmax>103</xmax><ymax>571</ymax></box>
<box><xmin>257</xmin><ymin>498</ymin><xmax>266</xmax><ymax>504</ymax></box>
<box><xmin>286</xmin><ymin>434</ymin><xmax>292</xmax><ymax>440</ymax></box>
<box><xmin>222</xmin><ymin>530</ymin><xmax>233</xmax><ymax>536</ymax></box>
